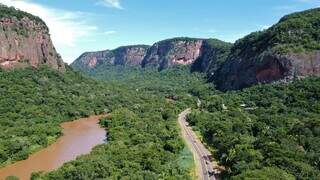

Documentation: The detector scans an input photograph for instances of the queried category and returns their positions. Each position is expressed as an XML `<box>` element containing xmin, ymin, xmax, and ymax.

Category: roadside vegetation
<box><xmin>187</xmin><ymin>77</ymin><xmax>320</xmax><ymax>179</ymax></box>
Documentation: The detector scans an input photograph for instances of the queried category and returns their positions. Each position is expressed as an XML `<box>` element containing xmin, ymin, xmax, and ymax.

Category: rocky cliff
<box><xmin>72</xmin><ymin>38</ymin><xmax>230</xmax><ymax>73</ymax></box>
<box><xmin>215</xmin><ymin>8</ymin><xmax>320</xmax><ymax>91</ymax></box>
<box><xmin>141</xmin><ymin>38</ymin><xmax>204</xmax><ymax>70</ymax></box>
<box><xmin>191</xmin><ymin>39</ymin><xmax>232</xmax><ymax>81</ymax></box>
<box><xmin>71</xmin><ymin>45</ymin><xmax>149</xmax><ymax>72</ymax></box>
<box><xmin>0</xmin><ymin>5</ymin><xmax>65</xmax><ymax>71</ymax></box>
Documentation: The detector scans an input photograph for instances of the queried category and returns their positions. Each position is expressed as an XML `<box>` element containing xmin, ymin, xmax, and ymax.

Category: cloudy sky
<box><xmin>0</xmin><ymin>0</ymin><xmax>319</xmax><ymax>63</ymax></box>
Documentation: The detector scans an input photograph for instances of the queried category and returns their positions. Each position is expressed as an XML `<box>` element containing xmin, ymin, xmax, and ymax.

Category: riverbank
<box><xmin>0</xmin><ymin>115</ymin><xmax>106</xmax><ymax>180</ymax></box>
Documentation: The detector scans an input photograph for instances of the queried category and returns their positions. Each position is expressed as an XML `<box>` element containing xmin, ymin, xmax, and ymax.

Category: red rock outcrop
<box><xmin>215</xmin><ymin>8</ymin><xmax>320</xmax><ymax>91</ymax></box>
<box><xmin>141</xmin><ymin>38</ymin><xmax>204</xmax><ymax>70</ymax></box>
<box><xmin>216</xmin><ymin>51</ymin><xmax>320</xmax><ymax>91</ymax></box>
<box><xmin>71</xmin><ymin>45</ymin><xmax>149</xmax><ymax>72</ymax></box>
<box><xmin>0</xmin><ymin>16</ymin><xmax>65</xmax><ymax>71</ymax></box>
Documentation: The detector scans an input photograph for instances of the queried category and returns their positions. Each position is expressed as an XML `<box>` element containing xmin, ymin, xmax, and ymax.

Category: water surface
<box><xmin>0</xmin><ymin>115</ymin><xmax>106</xmax><ymax>180</ymax></box>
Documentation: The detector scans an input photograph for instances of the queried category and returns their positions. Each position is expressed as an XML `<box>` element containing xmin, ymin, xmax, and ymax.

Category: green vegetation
<box><xmin>0</xmin><ymin>65</ymin><xmax>209</xmax><ymax>179</ymax></box>
<box><xmin>1</xmin><ymin>6</ymin><xmax>320</xmax><ymax>179</ymax></box>
<box><xmin>2</xmin><ymin>60</ymin><xmax>320</xmax><ymax>180</ymax></box>
<box><xmin>34</xmin><ymin>101</ymin><xmax>189</xmax><ymax>179</ymax></box>
<box><xmin>0</xmin><ymin>4</ymin><xmax>47</xmax><ymax>28</ymax></box>
<box><xmin>157</xmin><ymin>37</ymin><xmax>204</xmax><ymax>44</ymax></box>
<box><xmin>232</xmin><ymin>8</ymin><xmax>320</xmax><ymax>58</ymax></box>
<box><xmin>31</xmin><ymin>66</ymin><xmax>209</xmax><ymax>179</ymax></box>
<box><xmin>187</xmin><ymin>77</ymin><xmax>320</xmax><ymax>179</ymax></box>
<box><xmin>191</xmin><ymin>39</ymin><xmax>232</xmax><ymax>80</ymax></box>
<box><xmin>80</xmin><ymin>65</ymin><xmax>210</xmax><ymax>100</ymax></box>
<box><xmin>0</xmin><ymin>66</ymin><xmax>111</xmax><ymax>166</ymax></box>
<box><xmin>115</xmin><ymin>45</ymin><xmax>150</xmax><ymax>51</ymax></box>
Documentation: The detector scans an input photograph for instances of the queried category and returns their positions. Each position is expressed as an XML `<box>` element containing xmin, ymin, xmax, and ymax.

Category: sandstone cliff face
<box><xmin>216</xmin><ymin>51</ymin><xmax>320</xmax><ymax>91</ymax></box>
<box><xmin>71</xmin><ymin>50</ymin><xmax>112</xmax><ymax>71</ymax></box>
<box><xmin>0</xmin><ymin>16</ymin><xmax>65</xmax><ymax>71</ymax></box>
<box><xmin>113</xmin><ymin>46</ymin><xmax>149</xmax><ymax>66</ymax></box>
<box><xmin>71</xmin><ymin>45</ymin><xmax>149</xmax><ymax>72</ymax></box>
<box><xmin>141</xmin><ymin>38</ymin><xmax>204</xmax><ymax>70</ymax></box>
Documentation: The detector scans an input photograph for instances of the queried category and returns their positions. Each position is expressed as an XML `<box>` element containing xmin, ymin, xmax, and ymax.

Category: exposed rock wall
<box><xmin>141</xmin><ymin>38</ymin><xmax>204</xmax><ymax>70</ymax></box>
<box><xmin>71</xmin><ymin>45</ymin><xmax>149</xmax><ymax>72</ymax></box>
<box><xmin>214</xmin><ymin>8</ymin><xmax>320</xmax><ymax>91</ymax></box>
<box><xmin>0</xmin><ymin>16</ymin><xmax>65</xmax><ymax>71</ymax></box>
<box><xmin>216</xmin><ymin>51</ymin><xmax>320</xmax><ymax>91</ymax></box>
<box><xmin>71</xmin><ymin>50</ymin><xmax>112</xmax><ymax>71</ymax></box>
<box><xmin>113</xmin><ymin>46</ymin><xmax>149</xmax><ymax>66</ymax></box>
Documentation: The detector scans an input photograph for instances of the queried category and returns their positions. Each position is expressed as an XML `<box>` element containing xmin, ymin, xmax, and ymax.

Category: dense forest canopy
<box><xmin>0</xmin><ymin>66</ymin><xmax>111</xmax><ymax>166</ymax></box>
<box><xmin>188</xmin><ymin>77</ymin><xmax>320</xmax><ymax>179</ymax></box>
<box><xmin>32</xmin><ymin>66</ymin><xmax>211</xmax><ymax>179</ymax></box>
<box><xmin>68</xmin><ymin>64</ymin><xmax>320</xmax><ymax>179</ymax></box>
<box><xmin>0</xmin><ymin>3</ymin><xmax>320</xmax><ymax>180</ymax></box>
<box><xmin>231</xmin><ymin>8</ymin><xmax>320</xmax><ymax>58</ymax></box>
<box><xmin>1</xmin><ymin>65</ymin><xmax>209</xmax><ymax>179</ymax></box>
<box><xmin>191</xmin><ymin>39</ymin><xmax>232</xmax><ymax>80</ymax></box>
<box><xmin>1</xmin><ymin>62</ymin><xmax>320</xmax><ymax>179</ymax></box>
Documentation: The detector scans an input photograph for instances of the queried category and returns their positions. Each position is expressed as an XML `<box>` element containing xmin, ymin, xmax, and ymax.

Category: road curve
<box><xmin>178</xmin><ymin>109</ymin><xmax>216</xmax><ymax>180</ymax></box>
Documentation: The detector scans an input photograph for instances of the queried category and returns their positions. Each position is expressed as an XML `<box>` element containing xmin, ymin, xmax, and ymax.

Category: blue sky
<box><xmin>1</xmin><ymin>0</ymin><xmax>319</xmax><ymax>63</ymax></box>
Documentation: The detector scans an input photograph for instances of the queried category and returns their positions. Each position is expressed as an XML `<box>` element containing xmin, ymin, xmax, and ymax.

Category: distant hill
<box><xmin>141</xmin><ymin>37</ymin><xmax>204</xmax><ymax>70</ymax></box>
<box><xmin>71</xmin><ymin>37</ymin><xmax>231</xmax><ymax>73</ymax></box>
<box><xmin>0</xmin><ymin>4</ymin><xmax>65</xmax><ymax>71</ymax></box>
<box><xmin>71</xmin><ymin>45</ymin><xmax>150</xmax><ymax>73</ymax></box>
<box><xmin>72</xmin><ymin>8</ymin><xmax>320</xmax><ymax>92</ymax></box>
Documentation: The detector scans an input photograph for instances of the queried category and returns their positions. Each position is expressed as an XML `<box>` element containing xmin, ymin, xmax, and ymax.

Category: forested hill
<box><xmin>1</xmin><ymin>3</ymin><xmax>320</xmax><ymax>180</ymax></box>
<box><xmin>215</xmin><ymin>8</ymin><xmax>320</xmax><ymax>90</ymax></box>
<box><xmin>72</xmin><ymin>7</ymin><xmax>320</xmax><ymax>92</ymax></box>
<box><xmin>71</xmin><ymin>38</ymin><xmax>233</xmax><ymax>73</ymax></box>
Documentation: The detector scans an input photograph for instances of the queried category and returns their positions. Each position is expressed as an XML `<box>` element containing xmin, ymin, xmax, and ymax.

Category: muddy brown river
<box><xmin>0</xmin><ymin>115</ymin><xmax>106</xmax><ymax>180</ymax></box>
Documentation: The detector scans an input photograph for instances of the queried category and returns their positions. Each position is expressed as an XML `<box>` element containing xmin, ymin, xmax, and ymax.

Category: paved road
<box><xmin>178</xmin><ymin>109</ymin><xmax>216</xmax><ymax>180</ymax></box>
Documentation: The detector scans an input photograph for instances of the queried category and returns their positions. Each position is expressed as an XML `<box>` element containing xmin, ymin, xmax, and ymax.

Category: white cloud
<box><xmin>97</xmin><ymin>0</ymin><xmax>123</xmax><ymax>9</ymax></box>
<box><xmin>0</xmin><ymin>0</ymin><xmax>99</xmax><ymax>63</ymax></box>
<box><xmin>0</xmin><ymin>0</ymin><xmax>97</xmax><ymax>47</ymax></box>
<box><xmin>104</xmin><ymin>30</ymin><xmax>117</xmax><ymax>35</ymax></box>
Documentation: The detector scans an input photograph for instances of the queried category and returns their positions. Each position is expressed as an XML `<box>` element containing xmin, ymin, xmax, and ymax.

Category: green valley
<box><xmin>0</xmin><ymin>2</ymin><xmax>320</xmax><ymax>180</ymax></box>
